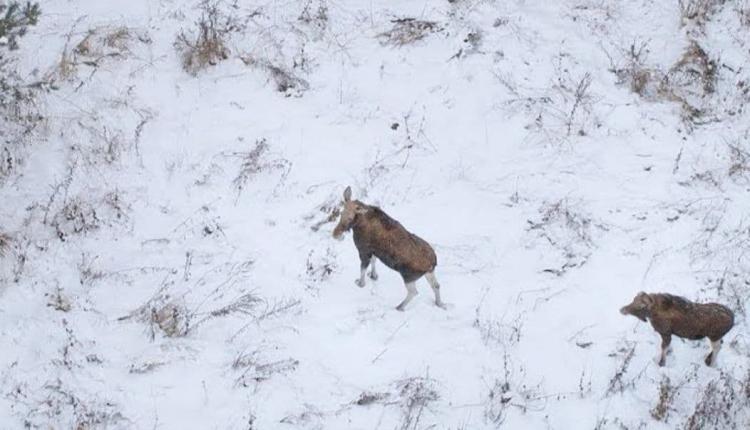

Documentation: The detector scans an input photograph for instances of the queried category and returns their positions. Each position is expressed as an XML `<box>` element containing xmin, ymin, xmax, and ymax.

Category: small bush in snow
<box><xmin>679</xmin><ymin>0</ymin><xmax>726</xmax><ymax>28</ymax></box>
<box><xmin>527</xmin><ymin>199</ymin><xmax>598</xmax><ymax>276</ymax></box>
<box><xmin>0</xmin><ymin>1</ymin><xmax>44</xmax><ymax>181</ymax></box>
<box><xmin>728</xmin><ymin>140</ymin><xmax>750</xmax><ymax>181</ymax></box>
<box><xmin>297</xmin><ymin>0</ymin><xmax>328</xmax><ymax>36</ymax></box>
<box><xmin>377</xmin><ymin>18</ymin><xmax>442</xmax><ymax>47</ymax></box>
<box><xmin>240</xmin><ymin>56</ymin><xmax>310</xmax><ymax>96</ymax></box>
<box><xmin>684</xmin><ymin>371</ymin><xmax>747</xmax><ymax>430</ymax></box>
<box><xmin>21</xmin><ymin>379</ymin><xmax>127</xmax><ymax>429</ymax></box>
<box><xmin>611</xmin><ymin>40</ymin><xmax>662</xmax><ymax>99</ymax></box>
<box><xmin>49</xmin><ymin>191</ymin><xmax>130</xmax><ymax>241</ymax></box>
<box><xmin>650</xmin><ymin>376</ymin><xmax>675</xmax><ymax>421</ymax></box>
<box><xmin>353</xmin><ymin>376</ymin><xmax>440</xmax><ymax>430</ymax></box>
<box><xmin>175</xmin><ymin>0</ymin><xmax>244</xmax><ymax>75</ymax></box>
<box><xmin>0</xmin><ymin>1</ymin><xmax>40</xmax><ymax>50</ymax></box>
<box><xmin>53</xmin><ymin>25</ymin><xmax>151</xmax><ymax>81</ymax></box>
<box><xmin>0</xmin><ymin>230</ymin><xmax>11</xmax><ymax>257</ymax></box>
<box><xmin>227</xmin><ymin>137</ymin><xmax>291</xmax><ymax>197</ymax></box>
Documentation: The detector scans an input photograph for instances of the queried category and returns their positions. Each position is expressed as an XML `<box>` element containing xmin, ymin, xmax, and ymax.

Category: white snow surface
<box><xmin>1</xmin><ymin>0</ymin><xmax>750</xmax><ymax>428</ymax></box>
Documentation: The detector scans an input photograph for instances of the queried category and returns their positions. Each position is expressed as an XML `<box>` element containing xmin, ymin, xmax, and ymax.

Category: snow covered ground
<box><xmin>1</xmin><ymin>0</ymin><xmax>750</xmax><ymax>428</ymax></box>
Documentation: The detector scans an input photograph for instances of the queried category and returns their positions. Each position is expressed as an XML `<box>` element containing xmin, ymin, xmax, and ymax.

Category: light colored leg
<box><xmin>658</xmin><ymin>334</ymin><xmax>670</xmax><ymax>367</ymax></box>
<box><xmin>706</xmin><ymin>339</ymin><xmax>722</xmax><ymax>366</ymax></box>
<box><xmin>396</xmin><ymin>282</ymin><xmax>417</xmax><ymax>311</ymax></box>
<box><xmin>425</xmin><ymin>271</ymin><xmax>445</xmax><ymax>309</ymax></box>
<box><xmin>355</xmin><ymin>266</ymin><xmax>367</xmax><ymax>288</ymax></box>
<box><xmin>369</xmin><ymin>258</ymin><xmax>379</xmax><ymax>280</ymax></box>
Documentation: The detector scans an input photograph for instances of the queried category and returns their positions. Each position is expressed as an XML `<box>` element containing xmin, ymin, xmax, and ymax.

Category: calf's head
<box><xmin>620</xmin><ymin>291</ymin><xmax>654</xmax><ymax>322</ymax></box>
<box><xmin>332</xmin><ymin>186</ymin><xmax>368</xmax><ymax>240</ymax></box>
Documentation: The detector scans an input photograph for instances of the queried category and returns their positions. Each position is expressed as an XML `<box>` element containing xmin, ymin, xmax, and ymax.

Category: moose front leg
<box><xmin>658</xmin><ymin>333</ymin><xmax>671</xmax><ymax>367</ymax></box>
<box><xmin>355</xmin><ymin>253</ymin><xmax>372</xmax><ymax>288</ymax></box>
<box><xmin>705</xmin><ymin>338</ymin><xmax>722</xmax><ymax>367</ymax></box>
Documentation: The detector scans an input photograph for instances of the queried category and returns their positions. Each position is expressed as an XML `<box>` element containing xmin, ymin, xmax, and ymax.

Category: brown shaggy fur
<box><xmin>620</xmin><ymin>292</ymin><xmax>734</xmax><ymax>366</ymax></box>
<box><xmin>333</xmin><ymin>186</ymin><xmax>442</xmax><ymax>310</ymax></box>
<box><xmin>350</xmin><ymin>206</ymin><xmax>436</xmax><ymax>283</ymax></box>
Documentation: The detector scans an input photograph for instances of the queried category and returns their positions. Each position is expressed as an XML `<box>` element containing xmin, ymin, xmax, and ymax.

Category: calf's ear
<box><xmin>641</xmin><ymin>292</ymin><xmax>654</xmax><ymax>305</ymax></box>
<box><xmin>344</xmin><ymin>186</ymin><xmax>352</xmax><ymax>202</ymax></box>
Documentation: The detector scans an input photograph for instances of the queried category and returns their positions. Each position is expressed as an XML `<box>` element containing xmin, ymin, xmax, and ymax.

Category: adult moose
<box><xmin>332</xmin><ymin>186</ymin><xmax>444</xmax><ymax>311</ymax></box>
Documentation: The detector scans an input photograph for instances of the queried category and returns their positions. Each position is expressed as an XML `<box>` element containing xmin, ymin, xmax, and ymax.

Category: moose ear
<box><xmin>640</xmin><ymin>292</ymin><xmax>654</xmax><ymax>305</ymax></box>
<box><xmin>343</xmin><ymin>186</ymin><xmax>352</xmax><ymax>202</ymax></box>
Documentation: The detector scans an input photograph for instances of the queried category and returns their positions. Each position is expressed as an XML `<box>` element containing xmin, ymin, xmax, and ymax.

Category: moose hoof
<box><xmin>658</xmin><ymin>357</ymin><xmax>666</xmax><ymax>367</ymax></box>
<box><xmin>369</xmin><ymin>272</ymin><xmax>378</xmax><ymax>281</ymax></box>
<box><xmin>704</xmin><ymin>354</ymin><xmax>714</xmax><ymax>367</ymax></box>
<box><xmin>396</xmin><ymin>304</ymin><xmax>405</xmax><ymax>312</ymax></box>
<box><xmin>355</xmin><ymin>279</ymin><xmax>365</xmax><ymax>288</ymax></box>
<box><xmin>435</xmin><ymin>301</ymin><xmax>447</xmax><ymax>310</ymax></box>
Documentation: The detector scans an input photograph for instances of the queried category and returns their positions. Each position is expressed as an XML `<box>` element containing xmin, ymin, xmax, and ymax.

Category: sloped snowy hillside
<box><xmin>1</xmin><ymin>0</ymin><xmax>750</xmax><ymax>428</ymax></box>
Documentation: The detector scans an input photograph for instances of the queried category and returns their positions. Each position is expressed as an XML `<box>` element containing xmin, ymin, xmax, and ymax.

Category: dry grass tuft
<box><xmin>0</xmin><ymin>231</ymin><xmax>11</xmax><ymax>257</ymax></box>
<box><xmin>377</xmin><ymin>18</ymin><xmax>442</xmax><ymax>47</ymax></box>
<box><xmin>679</xmin><ymin>0</ymin><xmax>726</xmax><ymax>28</ymax></box>
<box><xmin>175</xmin><ymin>0</ymin><xmax>245</xmax><ymax>75</ymax></box>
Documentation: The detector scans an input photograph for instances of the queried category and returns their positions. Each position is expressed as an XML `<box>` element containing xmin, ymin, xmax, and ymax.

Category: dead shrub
<box><xmin>611</xmin><ymin>40</ymin><xmax>663</xmax><ymax>99</ymax></box>
<box><xmin>235</xmin><ymin>357</ymin><xmax>299</xmax><ymax>387</ymax></box>
<box><xmin>737</xmin><ymin>2</ymin><xmax>750</xmax><ymax>26</ymax></box>
<box><xmin>46</xmin><ymin>284</ymin><xmax>72</xmax><ymax>312</ymax></box>
<box><xmin>527</xmin><ymin>199</ymin><xmax>600</xmax><ymax>276</ymax></box>
<box><xmin>304</xmin><ymin>247</ymin><xmax>337</xmax><ymax>291</ymax></box>
<box><xmin>727</xmin><ymin>140</ymin><xmax>750</xmax><ymax>182</ymax></box>
<box><xmin>606</xmin><ymin>342</ymin><xmax>637</xmax><ymax>396</ymax></box>
<box><xmin>305</xmin><ymin>195</ymin><xmax>341</xmax><ymax>232</ymax></box>
<box><xmin>396</xmin><ymin>377</ymin><xmax>440</xmax><ymax>430</ymax></box>
<box><xmin>684</xmin><ymin>372</ymin><xmax>745</xmax><ymax>430</ymax></box>
<box><xmin>485</xmin><ymin>375</ymin><xmax>512</xmax><ymax>424</ymax></box>
<box><xmin>503</xmin><ymin>53</ymin><xmax>600</xmax><ymax>143</ymax></box>
<box><xmin>650</xmin><ymin>376</ymin><xmax>675</xmax><ymax>421</ymax></box>
<box><xmin>175</xmin><ymin>0</ymin><xmax>245</xmax><ymax>75</ymax></box>
<box><xmin>225</xmin><ymin>137</ymin><xmax>291</xmax><ymax>197</ymax></box>
<box><xmin>151</xmin><ymin>301</ymin><xmax>192</xmax><ymax>338</ymax></box>
<box><xmin>679</xmin><ymin>0</ymin><xmax>726</xmax><ymax>28</ymax></box>
<box><xmin>298</xmin><ymin>0</ymin><xmax>329</xmax><ymax>37</ymax></box>
<box><xmin>351</xmin><ymin>376</ymin><xmax>440</xmax><ymax>429</ymax></box>
<box><xmin>49</xmin><ymin>191</ymin><xmax>130</xmax><ymax>242</ymax></box>
<box><xmin>0</xmin><ymin>231</ymin><xmax>11</xmax><ymax>257</ymax></box>
<box><xmin>667</xmin><ymin>40</ymin><xmax>717</xmax><ymax>95</ymax></box>
<box><xmin>377</xmin><ymin>18</ymin><xmax>442</xmax><ymax>47</ymax></box>
<box><xmin>613</xmin><ymin>39</ymin><xmax>719</xmax><ymax>126</ymax></box>
<box><xmin>240</xmin><ymin>56</ymin><xmax>310</xmax><ymax>96</ymax></box>
<box><xmin>51</xmin><ymin>25</ymin><xmax>151</xmax><ymax>82</ymax></box>
<box><xmin>21</xmin><ymin>379</ymin><xmax>127</xmax><ymax>429</ymax></box>
<box><xmin>119</xmin><ymin>289</ymin><xmax>193</xmax><ymax>339</ymax></box>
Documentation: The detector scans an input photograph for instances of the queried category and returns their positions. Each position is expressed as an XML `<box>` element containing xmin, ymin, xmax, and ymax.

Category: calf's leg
<box><xmin>658</xmin><ymin>334</ymin><xmax>671</xmax><ymax>367</ymax></box>
<box><xmin>425</xmin><ymin>271</ymin><xmax>445</xmax><ymax>309</ymax></box>
<box><xmin>396</xmin><ymin>281</ymin><xmax>417</xmax><ymax>311</ymax></box>
<box><xmin>369</xmin><ymin>258</ymin><xmax>379</xmax><ymax>280</ymax></box>
<box><xmin>356</xmin><ymin>253</ymin><xmax>372</xmax><ymax>288</ymax></box>
<box><xmin>705</xmin><ymin>338</ymin><xmax>722</xmax><ymax>367</ymax></box>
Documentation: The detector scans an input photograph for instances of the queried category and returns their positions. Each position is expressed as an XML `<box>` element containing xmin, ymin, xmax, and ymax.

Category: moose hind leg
<box><xmin>369</xmin><ymin>258</ymin><xmax>379</xmax><ymax>281</ymax></box>
<box><xmin>396</xmin><ymin>281</ymin><xmax>417</xmax><ymax>311</ymax></box>
<box><xmin>425</xmin><ymin>271</ymin><xmax>445</xmax><ymax>309</ymax></box>
<box><xmin>658</xmin><ymin>334</ymin><xmax>671</xmax><ymax>367</ymax></box>
<box><xmin>705</xmin><ymin>338</ymin><xmax>722</xmax><ymax>367</ymax></box>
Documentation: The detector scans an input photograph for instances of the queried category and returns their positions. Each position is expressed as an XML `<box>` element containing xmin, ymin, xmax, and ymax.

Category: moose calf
<box><xmin>332</xmin><ymin>186</ymin><xmax>444</xmax><ymax>311</ymax></box>
<box><xmin>620</xmin><ymin>292</ymin><xmax>734</xmax><ymax>367</ymax></box>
